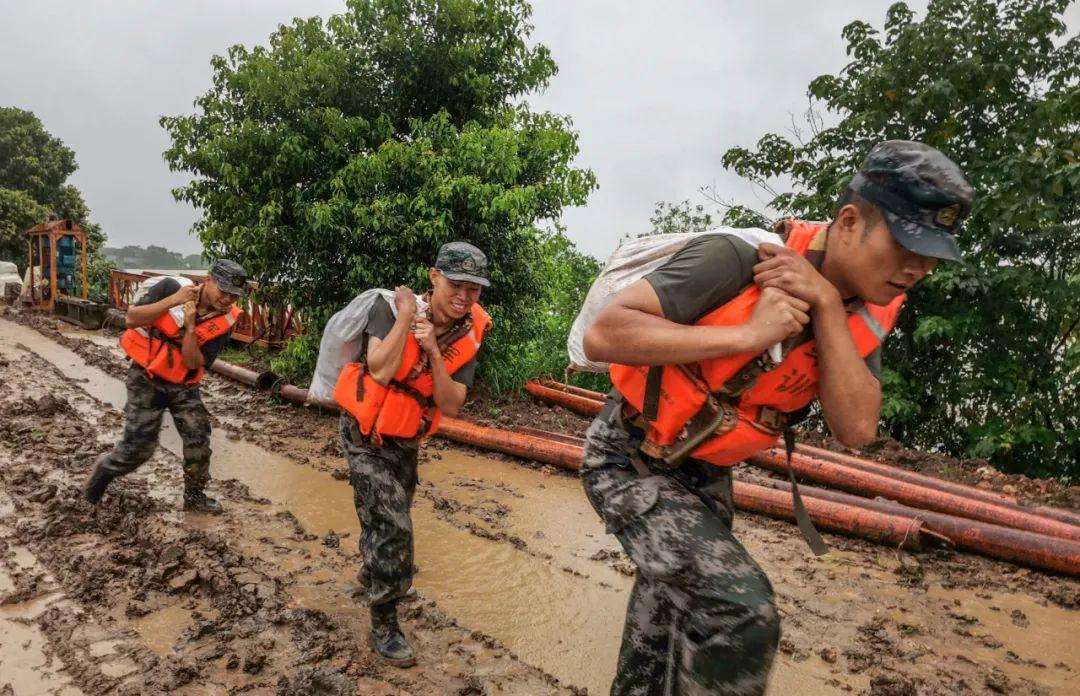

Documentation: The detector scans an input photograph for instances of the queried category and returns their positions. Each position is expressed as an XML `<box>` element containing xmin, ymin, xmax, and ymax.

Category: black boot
<box><xmin>369</xmin><ymin>602</ymin><xmax>415</xmax><ymax>667</ymax></box>
<box><xmin>183</xmin><ymin>486</ymin><xmax>223</xmax><ymax>514</ymax></box>
<box><xmin>84</xmin><ymin>463</ymin><xmax>117</xmax><ymax>504</ymax></box>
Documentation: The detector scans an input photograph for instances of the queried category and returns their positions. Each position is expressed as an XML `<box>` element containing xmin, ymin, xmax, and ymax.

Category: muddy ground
<box><xmin>1</xmin><ymin>309</ymin><xmax>1079</xmax><ymax>696</ymax></box>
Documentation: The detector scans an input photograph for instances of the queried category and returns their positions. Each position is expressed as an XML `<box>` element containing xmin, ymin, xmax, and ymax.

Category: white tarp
<box><xmin>0</xmin><ymin>261</ymin><xmax>21</xmax><ymax>297</ymax></box>
<box><xmin>566</xmin><ymin>226</ymin><xmax>782</xmax><ymax>373</ymax></box>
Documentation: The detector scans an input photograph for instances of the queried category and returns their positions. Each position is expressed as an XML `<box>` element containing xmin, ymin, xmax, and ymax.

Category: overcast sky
<box><xmin>3</xmin><ymin>1</ymin><xmax>1075</xmax><ymax>260</ymax></box>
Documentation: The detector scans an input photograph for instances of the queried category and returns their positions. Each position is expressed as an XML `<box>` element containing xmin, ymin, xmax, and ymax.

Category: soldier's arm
<box><xmin>426</xmin><ymin>348</ymin><xmax>467</xmax><ymax>417</ymax></box>
<box><xmin>584</xmin><ymin>279</ymin><xmax>804</xmax><ymax>366</ymax></box>
<box><xmin>126</xmin><ymin>285</ymin><xmax>198</xmax><ymax>328</ymax></box>
<box><xmin>366</xmin><ymin>316</ymin><xmax>412</xmax><ymax>386</ymax></box>
<box><xmin>810</xmin><ymin>299</ymin><xmax>880</xmax><ymax>448</ymax></box>
<box><xmin>754</xmin><ymin>242</ymin><xmax>879</xmax><ymax>447</ymax></box>
<box><xmin>179</xmin><ymin>303</ymin><xmax>204</xmax><ymax>371</ymax></box>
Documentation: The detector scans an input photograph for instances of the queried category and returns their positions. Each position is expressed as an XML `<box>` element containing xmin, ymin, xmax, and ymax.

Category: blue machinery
<box><xmin>26</xmin><ymin>218</ymin><xmax>88</xmax><ymax>312</ymax></box>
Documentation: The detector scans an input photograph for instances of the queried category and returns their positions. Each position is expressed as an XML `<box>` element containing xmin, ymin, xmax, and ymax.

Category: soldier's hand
<box><xmin>745</xmin><ymin>286</ymin><xmax>810</xmax><ymax>351</ymax></box>
<box><xmin>753</xmin><ymin>243</ymin><xmax>839</xmax><ymax>309</ymax></box>
<box><xmin>394</xmin><ymin>286</ymin><xmax>418</xmax><ymax>319</ymax></box>
<box><xmin>169</xmin><ymin>284</ymin><xmax>200</xmax><ymax>308</ymax></box>
<box><xmin>412</xmin><ymin>316</ymin><xmax>440</xmax><ymax>356</ymax></box>
<box><xmin>182</xmin><ymin>300</ymin><xmax>197</xmax><ymax>328</ymax></box>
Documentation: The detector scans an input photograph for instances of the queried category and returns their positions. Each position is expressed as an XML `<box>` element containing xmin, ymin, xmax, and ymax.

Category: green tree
<box><xmin>645</xmin><ymin>200</ymin><xmax>713</xmax><ymax>236</ymax></box>
<box><xmin>0</xmin><ymin>188</ymin><xmax>50</xmax><ymax>265</ymax></box>
<box><xmin>162</xmin><ymin>0</ymin><xmax>595</xmax><ymax>386</ymax></box>
<box><xmin>0</xmin><ymin>107</ymin><xmax>112</xmax><ymax>294</ymax></box>
<box><xmin>722</xmin><ymin>0</ymin><xmax>1079</xmax><ymax>477</ymax></box>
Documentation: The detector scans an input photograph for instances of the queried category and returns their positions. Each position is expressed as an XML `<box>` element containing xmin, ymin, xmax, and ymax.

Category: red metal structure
<box><xmin>107</xmin><ymin>269</ymin><xmax>302</xmax><ymax>348</ymax></box>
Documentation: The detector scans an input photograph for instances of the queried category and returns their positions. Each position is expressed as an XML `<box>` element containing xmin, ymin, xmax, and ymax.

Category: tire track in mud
<box><xmin>0</xmin><ymin>324</ymin><xmax>582</xmax><ymax>694</ymax></box>
<box><xmin>7</xmin><ymin>312</ymin><xmax>1080</xmax><ymax>696</ymax></box>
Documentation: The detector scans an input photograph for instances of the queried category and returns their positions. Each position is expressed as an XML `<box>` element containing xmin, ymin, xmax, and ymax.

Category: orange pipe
<box><xmin>529</xmin><ymin>380</ymin><xmax>1080</xmax><ymax>532</ymax></box>
<box><xmin>749</xmin><ymin>448</ymin><xmax>1080</xmax><ymax>543</ymax></box>
<box><xmin>795</xmin><ymin>443</ymin><xmax>1080</xmax><ymax>529</ymax></box>
<box><xmin>210</xmin><ymin>361</ymin><xmax>278</xmax><ymax>390</ymax></box>
<box><xmin>536</xmin><ymin>378</ymin><xmax>607</xmax><ymax>401</ymax></box>
<box><xmin>525</xmin><ymin>380</ymin><xmax>605</xmax><ymax>417</ymax></box>
<box><xmin>438</xmin><ymin>420</ymin><xmax>934</xmax><ymax>552</ymax></box>
<box><xmin>210</xmin><ymin>371</ymin><xmax>1071</xmax><ymax>567</ymax></box>
<box><xmin>437</xmin><ymin>419</ymin><xmax>585</xmax><ymax>471</ymax></box>
<box><xmin>764</xmin><ymin>479</ymin><xmax>1080</xmax><ymax>577</ymax></box>
<box><xmin>732</xmin><ymin>481</ymin><xmax>934</xmax><ymax>552</ymax></box>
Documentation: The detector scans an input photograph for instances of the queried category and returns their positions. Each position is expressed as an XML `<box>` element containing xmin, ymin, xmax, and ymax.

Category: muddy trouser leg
<box><xmin>581</xmin><ymin>399</ymin><xmax>781</xmax><ymax>696</ymax></box>
<box><xmin>169</xmin><ymin>385</ymin><xmax>212</xmax><ymax>494</ymax></box>
<box><xmin>340</xmin><ymin>413</ymin><xmax>419</xmax><ymax>608</ymax></box>
<box><xmin>94</xmin><ymin>364</ymin><xmax>167</xmax><ymax>477</ymax></box>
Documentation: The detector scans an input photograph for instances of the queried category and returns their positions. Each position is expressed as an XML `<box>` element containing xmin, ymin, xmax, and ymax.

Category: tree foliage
<box><xmin>645</xmin><ymin>200</ymin><xmax>713</xmax><ymax>237</ymax></box>
<box><xmin>0</xmin><ymin>107</ymin><xmax>111</xmax><ymax>294</ymax></box>
<box><xmin>722</xmin><ymin>0</ymin><xmax>1079</xmax><ymax>477</ymax></box>
<box><xmin>162</xmin><ymin>0</ymin><xmax>596</xmax><ymax>387</ymax></box>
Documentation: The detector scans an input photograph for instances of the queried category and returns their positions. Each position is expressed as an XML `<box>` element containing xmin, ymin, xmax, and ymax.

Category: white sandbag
<box><xmin>307</xmin><ymin>289</ymin><xmax>429</xmax><ymax>404</ymax></box>
<box><xmin>566</xmin><ymin>226</ymin><xmax>782</xmax><ymax>373</ymax></box>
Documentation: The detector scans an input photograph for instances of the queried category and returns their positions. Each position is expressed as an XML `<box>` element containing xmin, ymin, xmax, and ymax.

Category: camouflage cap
<box><xmin>435</xmin><ymin>242</ymin><xmax>490</xmax><ymax>287</ymax></box>
<box><xmin>849</xmin><ymin>140</ymin><xmax>974</xmax><ymax>261</ymax></box>
<box><xmin>209</xmin><ymin>259</ymin><xmax>249</xmax><ymax>297</ymax></box>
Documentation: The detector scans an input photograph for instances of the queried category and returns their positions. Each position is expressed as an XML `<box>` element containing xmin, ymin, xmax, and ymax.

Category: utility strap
<box><xmin>641</xmin><ymin>365</ymin><xmax>662</xmax><ymax>423</ymax></box>
<box><xmin>785</xmin><ymin>428</ymin><xmax>829</xmax><ymax>556</ymax></box>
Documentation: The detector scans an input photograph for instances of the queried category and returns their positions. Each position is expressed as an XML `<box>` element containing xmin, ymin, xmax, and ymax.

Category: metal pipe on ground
<box><xmin>761</xmin><ymin>478</ymin><xmax>1080</xmax><ymax>577</ymax></box>
<box><xmin>536</xmin><ymin>378</ymin><xmax>607</xmax><ymax>401</ymax></box>
<box><xmin>436</xmin><ymin>420</ymin><xmax>936</xmax><ymax>552</ymax></box>
<box><xmin>731</xmin><ymin>481</ymin><xmax>937</xmax><ymax>552</ymax></box>
<box><xmin>203</xmin><ymin>369</ymin><xmax>1071</xmax><ymax>566</ymax></box>
<box><xmin>528</xmin><ymin>381</ymin><xmax>1080</xmax><ymax>532</ymax></box>
<box><xmin>525</xmin><ymin>380</ymin><xmax>604</xmax><ymax>418</ymax></box>
<box><xmin>794</xmin><ymin>442</ymin><xmax>1080</xmax><ymax>529</ymax></box>
<box><xmin>749</xmin><ymin>448</ymin><xmax>1080</xmax><ymax>543</ymax></box>
<box><xmin>437</xmin><ymin>419</ymin><xmax>586</xmax><ymax>471</ymax></box>
<box><xmin>211</xmin><ymin>360</ymin><xmax>278</xmax><ymax>390</ymax></box>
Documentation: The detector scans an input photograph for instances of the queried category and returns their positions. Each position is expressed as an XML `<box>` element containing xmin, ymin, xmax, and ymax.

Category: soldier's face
<box><xmin>205</xmin><ymin>279</ymin><xmax>240</xmax><ymax>311</ymax></box>
<box><xmin>834</xmin><ymin>207</ymin><xmax>937</xmax><ymax>305</ymax></box>
<box><xmin>855</xmin><ymin>221</ymin><xmax>937</xmax><ymax>304</ymax></box>
<box><xmin>429</xmin><ymin>269</ymin><xmax>482</xmax><ymax>320</ymax></box>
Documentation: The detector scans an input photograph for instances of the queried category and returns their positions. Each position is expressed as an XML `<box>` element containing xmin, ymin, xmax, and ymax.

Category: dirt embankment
<box><xmin>3</xmin><ymin>309</ymin><xmax>1079</xmax><ymax>696</ymax></box>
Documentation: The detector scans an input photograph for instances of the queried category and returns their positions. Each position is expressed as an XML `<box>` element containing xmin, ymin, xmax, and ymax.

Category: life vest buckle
<box><xmin>750</xmin><ymin>406</ymin><xmax>788</xmax><ymax>434</ymax></box>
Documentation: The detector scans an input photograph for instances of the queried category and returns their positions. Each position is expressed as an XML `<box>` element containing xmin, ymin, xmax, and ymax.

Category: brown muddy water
<box><xmin>4</xmin><ymin>316</ymin><xmax>1080</xmax><ymax>695</ymax></box>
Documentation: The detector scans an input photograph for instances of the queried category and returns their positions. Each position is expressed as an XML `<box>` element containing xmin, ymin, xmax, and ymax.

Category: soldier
<box><xmin>333</xmin><ymin>242</ymin><xmax>492</xmax><ymax>667</ymax></box>
<box><xmin>581</xmin><ymin>142</ymin><xmax>974</xmax><ymax>695</ymax></box>
<box><xmin>84</xmin><ymin>260</ymin><xmax>250</xmax><ymax>514</ymax></box>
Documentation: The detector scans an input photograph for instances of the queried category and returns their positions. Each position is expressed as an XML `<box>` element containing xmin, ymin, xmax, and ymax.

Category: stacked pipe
<box><xmin>229</xmin><ymin>367</ymin><xmax>944</xmax><ymax>551</ymax></box>
<box><xmin>524</xmin><ymin>378</ymin><xmax>1080</xmax><ymax>576</ymax></box>
<box><xmin>210</xmin><ymin>363</ymin><xmax>1080</xmax><ymax>576</ymax></box>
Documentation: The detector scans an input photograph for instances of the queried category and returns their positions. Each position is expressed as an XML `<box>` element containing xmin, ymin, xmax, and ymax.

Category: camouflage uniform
<box><xmin>340</xmin><ymin>412</ymin><xmax>419</xmax><ymax>607</ymax></box>
<box><xmin>94</xmin><ymin>362</ymin><xmax>213</xmax><ymax>497</ymax></box>
<box><xmin>582</xmin><ymin>398</ymin><xmax>780</xmax><ymax>696</ymax></box>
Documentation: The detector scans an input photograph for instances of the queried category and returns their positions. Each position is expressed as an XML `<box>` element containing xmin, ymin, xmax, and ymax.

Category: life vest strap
<box><xmin>783</xmin><ymin>429</ymin><xmax>829</xmax><ymax>556</ymax></box>
<box><xmin>641</xmin><ymin>366</ymin><xmax>662</xmax><ymax>423</ymax></box>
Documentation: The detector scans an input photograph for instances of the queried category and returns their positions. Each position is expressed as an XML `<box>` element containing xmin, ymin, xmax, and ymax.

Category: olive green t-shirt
<box><xmin>643</xmin><ymin>234</ymin><xmax>882</xmax><ymax>376</ymax></box>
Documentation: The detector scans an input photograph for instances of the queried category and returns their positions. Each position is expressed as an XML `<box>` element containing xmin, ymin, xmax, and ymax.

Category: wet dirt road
<box><xmin>2</xmin><ymin>313</ymin><xmax>1079</xmax><ymax>695</ymax></box>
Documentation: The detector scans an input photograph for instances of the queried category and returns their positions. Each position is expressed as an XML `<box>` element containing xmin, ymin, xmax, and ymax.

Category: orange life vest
<box><xmin>121</xmin><ymin>305</ymin><xmax>243</xmax><ymax>385</ymax></box>
<box><xmin>610</xmin><ymin>220</ymin><xmax>905</xmax><ymax>467</ymax></box>
<box><xmin>334</xmin><ymin>303</ymin><xmax>491</xmax><ymax>443</ymax></box>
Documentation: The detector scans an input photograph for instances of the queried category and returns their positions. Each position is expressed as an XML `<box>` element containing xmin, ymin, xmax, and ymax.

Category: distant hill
<box><xmin>103</xmin><ymin>245</ymin><xmax>203</xmax><ymax>270</ymax></box>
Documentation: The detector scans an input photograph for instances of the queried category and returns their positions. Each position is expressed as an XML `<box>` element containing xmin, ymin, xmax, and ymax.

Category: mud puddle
<box><xmin>6</xmin><ymin>315</ymin><xmax>1080</xmax><ymax>695</ymax></box>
